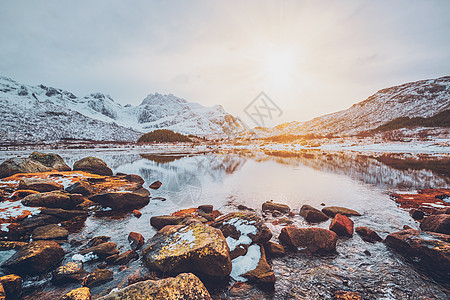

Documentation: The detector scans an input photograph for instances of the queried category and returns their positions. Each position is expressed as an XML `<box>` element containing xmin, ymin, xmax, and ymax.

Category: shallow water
<box><xmin>0</xmin><ymin>148</ymin><xmax>449</xmax><ymax>299</ymax></box>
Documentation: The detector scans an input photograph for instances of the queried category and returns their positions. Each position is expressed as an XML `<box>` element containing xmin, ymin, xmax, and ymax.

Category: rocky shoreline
<box><xmin>0</xmin><ymin>152</ymin><xmax>448</xmax><ymax>299</ymax></box>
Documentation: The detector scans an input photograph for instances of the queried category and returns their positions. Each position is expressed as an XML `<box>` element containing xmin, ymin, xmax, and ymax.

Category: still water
<box><xmin>0</xmin><ymin>148</ymin><xmax>449</xmax><ymax>299</ymax></box>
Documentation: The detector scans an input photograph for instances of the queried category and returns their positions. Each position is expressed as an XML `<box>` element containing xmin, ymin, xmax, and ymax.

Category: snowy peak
<box><xmin>0</xmin><ymin>76</ymin><xmax>248</xmax><ymax>143</ymax></box>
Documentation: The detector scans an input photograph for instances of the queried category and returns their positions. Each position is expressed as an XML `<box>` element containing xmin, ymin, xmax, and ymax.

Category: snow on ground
<box><xmin>223</xmin><ymin>217</ymin><xmax>258</xmax><ymax>251</ymax></box>
<box><xmin>230</xmin><ymin>244</ymin><xmax>261</xmax><ymax>282</ymax></box>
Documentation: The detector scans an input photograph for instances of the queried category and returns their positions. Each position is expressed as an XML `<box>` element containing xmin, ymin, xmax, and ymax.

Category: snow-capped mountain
<box><xmin>0</xmin><ymin>76</ymin><xmax>248</xmax><ymax>143</ymax></box>
<box><xmin>275</xmin><ymin>76</ymin><xmax>450</xmax><ymax>137</ymax></box>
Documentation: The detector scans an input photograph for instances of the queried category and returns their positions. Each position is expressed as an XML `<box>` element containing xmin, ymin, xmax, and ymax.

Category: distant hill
<box><xmin>272</xmin><ymin>76</ymin><xmax>450</xmax><ymax>137</ymax></box>
<box><xmin>137</xmin><ymin>129</ymin><xmax>192</xmax><ymax>143</ymax></box>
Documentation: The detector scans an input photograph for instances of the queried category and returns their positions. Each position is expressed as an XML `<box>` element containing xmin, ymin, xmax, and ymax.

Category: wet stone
<box><xmin>83</xmin><ymin>268</ymin><xmax>113</xmax><ymax>288</ymax></box>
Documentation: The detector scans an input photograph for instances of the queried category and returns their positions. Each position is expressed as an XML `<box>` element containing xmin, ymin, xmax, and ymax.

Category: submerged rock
<box><xmin>89</xmin><ymin>188</ymin><xmax>150</xmax><ymax>210</ymax></box>
<box><xmin>61</xmin><ymin>287</ymin><xmax>91</xmax><ymax>300</ymax></box>
<box><xmin>32</xmin><ymin>224</ymin><xmax>69</xmax><ymax>241</ymax></box>
<box><xmin>384</xmin><ymin>229</ymin><xmax>450</xmax><ymax>280</ymax></box>
<box><xmin>18</xmin><ymin>178</ymin><xmax>63</xmax><ymax>192</ymax></box>
<box><xmin>299</xmin><ymin>205</ymin><xmax>329</xmax><ymax>223</ymax></box>
<box><xmin>52</xmin><ymin>261</ymin><xmax>88</xmax><ymax>285</ymax></box>
<box><xmin>2</xmin><ymin>240</ymin><xmax>65</xmax><ymax>274</ymax></box>
<box><xmin>329</xmin><ymin>214</ymin><xmax>354</xmax><ymax>237</ymax></box>
<box><xmin>279</xmin><ymin>226</ymin><xmax>338</xmax><ymax>254</ymax></box>
<box><xmin>0</xmin><ymin>158</ymin><xmax>52</xmax><ymax>178</ymax></box>
<box><xmin>262</xmin><ymin>201</ymin><xmax>290</xmax><ymax>214</ymax></box>
<box><xmin>110</xmin><ymin>250</ymin><xmax>139</xmax><ymax>265</ymax></box>
<box><xmin>83</xmin><ymin>268</ymin><xmax>113</xmax><ymax>288</ymax></box>
<box><xmin>409</xmin><ymin>208</ymin><xmax>425</xmax><ymax>221</ymax></box>
<box><xmin>73</xmin><ymin>157</ymin><xmax>113</xmax><ymax>176</ymax></box>
<box><xmin>355</xmin><ymin>227</ymin><xmax>382</xmax><ymax>243</ymax></box>
<box><xmin>150</xmin><ymin>215</ymin><xmax>184</xmax><ymax>230</ymax></box>
<box><xmin>97</xmin><ymin>273</ymin><xmax>211</xmax><ymax>300</ymax></box>
<box><xmin>22</xmin><ymin>191</ymin><xmax>80</xmax><ymax>209</ymax></box>
<box><xmin>142</xmin><ymin>223</ymin><xmax>232</xmax><ymax>278</ymax></box>
<box><xmin>28</xmin><ymin>152</ymin><xmax>71</xmax><ymax>171</ymax></box>
<box><xmin>420</xmin><ymin>214</ymin><xmax>450</xmax><ymax>235</ymax></box>
<box><xmin>322</xmin><ymin>206</ymin><xmax>361</xmax><ymax>218</ymax></box>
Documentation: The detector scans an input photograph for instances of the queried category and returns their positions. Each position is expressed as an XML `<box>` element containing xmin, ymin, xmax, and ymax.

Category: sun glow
<box><xmin>262</xmin><ymin>48</ymin><xmax>297</xmax><ymax>87</ymax></box>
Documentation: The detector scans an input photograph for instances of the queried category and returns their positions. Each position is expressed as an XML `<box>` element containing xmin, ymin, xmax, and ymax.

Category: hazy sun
<box><xmin>263</xmin><ymin>49</ymin><xmax>296</xmax><ymax>87</ymax></box>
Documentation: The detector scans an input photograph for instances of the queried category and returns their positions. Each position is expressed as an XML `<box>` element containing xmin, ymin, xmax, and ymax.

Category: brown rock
<box><xmin>334</xmin><ymin>291</ymin><xmax>362</xmax><ymax>299</ymax></box>
<box><xmin>73</xmin><ymin>157</ymin><xmax>113</xmax><ymax>176</ymax></box>
<box><xmin>355</xmin><ymin>227</ymin><xmax>382</xmax><ymax>243</ymax></box>
<box><xmin>28</xmin><ymin>151</ymin><xmax>71</xmax><ymax>171</ymax></box>
<box><xmin>0</xmin><ymin>274</ymin><xmax>21</xmax><ymax>299</ymax></box>
<box><xmin>61</xmin><ymin>287</ymin><xmax>91</xmax><ymax>300</ymax></box>
<box><xmin>87</xmin><ymin>236</ymin><xmax>110</xmax><ymax>247</ymax></box>
<box><xmin>384</xmin><ymin>229</ymin><xmax>450</xmax><ymax>280</ymax></box>
<box><xmin>300</xmin><ymin>205</ymin><xmax>329</xmax><ymax>223</ymax></box>
<box><xmin>128</xmin><ymin>232</ymin><xmax>144</xmax><ymax>250</ymax></box>
<box><xmin>110</xmin><ymin>250</ymin><xmax>139</xmax><ymax>265</ymax></box>
<box><xmin>40</xmin><ymin>208</ymin><xmax>87</xmax><ymax>220</ymax></box>
<box><xmin>124</xmin><ymin>174</ymin><xmax>145</xmax><ymax>186</ymax></box>
<box><xmin>0</xmin><ymin>283</ymin><xmax>4</xmax><ymax>300</ymax></box>
<box><xmin>242</xmin><ymin>245</ymin><xmax>275</xmax><ymax>285</ymax></box>
<box><xmin>97</xmin><ymin>273</ymin><xmax>211</xmax><ymax>300</ymax></box>
<box><xmin>83</xmin><ymin>268</ymin><xmax>113</xmax><ymax>288</ymax></box>
<box><xmin>329</xmin><ymin>214</ymin><xmax>354</xmax><ymax>237</ymax></box>
<box><xmin>21</xmin><ymin>191</ymin><xmax>76</xmax><ymax>209</ymax></box>
<box><xmin>132</xmin><ymin>209</ymin><xmax>142</xmax><ymax>218</ymax></box>
<box><xmin>65</xmin><ymin>181</ymin><xmax>92</xmax><ymax>196</ymax></box>
<box><xmin>409</xmin><ymin>208</ymin><xmax>425</xmax><ymax>220</ymax></box>
<box><xmin>52</xmin><ymin>261</ymin><xmax>88</xmax><ymax>284</ymax></box>
<box><xmin>150</xmin><ymin>215</ymin><xmax>184</xmax><ymax>230</ymax></box>
<box><xmin>80</xmin><ymin>242</ymin><xmax>119</xmax><ymax>258</ymax></box>
<box><xmin>142</xmin><ymin>223</ymin><xmax>232</xmax><ymax>278</ymax></box>
<box><xmin>2</xmin><ymin>240</ymin><xmax>65</xmax><ymax>274</ymax></box>
<box><xmin>262</xmin><ymin>201</ymin><xmax>290</xmax><ymax>214</ymax></box>
<box><xmin>279</xmin><ymin>226</ymin><xmax>338</xmax><ymax>253</ymax></box>
<box><xmin>322</xmin><ymin>206</ymin><xmax>361</xmax><ymax>218</ymax></box>
<box><xmin>264</xmin><ymin>241</ymin><xmax>285</xmax><ymax>257</ymax></box>
<box><xmin>149</xmin><ymin>180</ymin><xmax>162</xmax><ymax>190</ymax></box>
<box><xmin>420</xmin><ymin>214</ymin><xmax>450</xmax><ymax>235</ymax></box>
<box><xmin>18</xmin><ymin>178</ymin><xmax>63</xmax><ymax>192</ymax></box>
<box><xmin>89</xmin><ymin>188</ymin><xmax>150</xmax><ymax>210</ymax></box>
<box><xmin>0</xmin><ymin>241</ymin><xmax>28</xmax><ymax>251</ymax></box>
<box><xmin>32</xmin><ymin>224</ymin><xmax>69</xmax><ymax>241</ymax></box>
<box><xmin>0</xmin><ymin>157</ymin><xmax>51</xmax><ymax>179</ymax></box>
<box><xmin>198</xmin><ymin>204</ymin><xmax>213</xmax><ymax>214</ymax></box>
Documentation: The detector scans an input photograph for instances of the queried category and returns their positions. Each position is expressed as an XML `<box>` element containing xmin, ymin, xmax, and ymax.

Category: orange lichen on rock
<box><xmin>391</xmin><ymin>189</ymin><xmax>450</xmax><ymax>214</ymax></box>
<box><xmin>171</xmin><ymin>208</ymin><xmax>198</xmax><ymax>217</ymax></box>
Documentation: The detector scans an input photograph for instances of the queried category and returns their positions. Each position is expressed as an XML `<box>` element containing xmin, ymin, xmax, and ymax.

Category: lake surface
<box><xmin>0</xmin><ymin>148</ymin><xmax>449</xmax><ymax>299</ymax></box>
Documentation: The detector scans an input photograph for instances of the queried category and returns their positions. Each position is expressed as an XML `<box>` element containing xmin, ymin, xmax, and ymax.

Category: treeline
<box><xmin>137</xmin><ymin>129</ymin><xmax>192</xmax><ymax>143</ymax></box>
<box><xmin>374</xmin><ymin>109</ymin><xmax>450</xmax><ymax>132</ymax></box>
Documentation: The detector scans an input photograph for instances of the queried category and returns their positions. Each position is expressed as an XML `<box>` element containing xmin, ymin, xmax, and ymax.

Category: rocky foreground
<box><xmin>0</xmin><ymin>152</ymin><xmax>449</xmax><ymax>299</ymax></box>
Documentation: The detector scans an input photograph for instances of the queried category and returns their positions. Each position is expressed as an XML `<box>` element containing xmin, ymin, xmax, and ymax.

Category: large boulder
<box><xmin>2</xmin><ymin>240</ymin><xmax>65</xmax><ymax>274</ymax></box>
<box><xmin>329</xmin><ymin>214</ymin><xmax>354</xmax><ymax>237</ymax></box>
<box><xmin>22</xmin><ymin>191</ymin><xmax>81</xmax><ymax>209</ymax></box>
<box><xmin>279</xmin><ymin>226</ymin><xmax>338</xmax><ymax>254</ymax></box>
<box><xmin>420</xmin><ymin>214</ymin><xmax>450</xmax><ymax>235</ymax></box>
<box><xmin>384</xmin><ymin>229</ymin><xmax>450</xmax><ymax>280</ymax></box>
<box><xmin>32</xmin><ymin>224</ymin><xmax>69</xmax><ymax>241</ymax></box>
<box><xmin>322</xmin><ymin>206</ymin><xmax>361</xmax><ymax>218</ymax></box>
<box><xmin>0</xmin><ymin>158</ymin><xmax>51</xmax><ymax>178</ymax></box>
<box><xmin>89</xmin><ymin>188</ymin><xmax>150</xmax><ymax>210</ymax></box>
<box><xmin>262</xmin><ymin>201</ymin><xmax>290</xmax><ymax>214</ymax></box>
<box><xmin>142</xmin><ymin>223</ymin><xmax>232</xmax><ymax>278</ymax></box>
<box><xmin>28</xmin><ymin>151</ymin><xmax>71</xmax><ymax>171</ymax></box>
<box><xmin>18</xmin><ymin>178</ymin><xmax>63</xmax><ymax>192</ymax></box>
<box><xmin>299</xmin><ymin>205</ymin><xmax>329</xmax><ymax>223</ymax></box>
<box><xmin>97</xmin><ymin>273</ymin><xmax>211</xmax><ymax>300</ymax></box>
<box><xmin>73</xmin><ymin>157</ymin><xmax>113</xmax><ymax>176</ymax></box>
<box><xmin>213</xmin><ymin>212</ymin><xmax>272</xmax><ymax>258</ymax></box>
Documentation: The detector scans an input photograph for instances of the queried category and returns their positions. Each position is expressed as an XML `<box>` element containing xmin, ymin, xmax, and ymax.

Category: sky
<box><xmin>0</xmin><ymin>0</ymin><xmax>449</xmax><ymax>127</ymax></box>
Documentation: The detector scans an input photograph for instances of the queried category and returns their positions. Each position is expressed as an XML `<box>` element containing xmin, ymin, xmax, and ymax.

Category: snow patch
<box><xmin>72</xmin><ymin>252</ymin><xmax>98</xmax><ymax>262</ymax></box>
<box><xmin>230</xmin><ymin>244</ymin><xmax>261</xmax><ymax>282</ymax></box>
